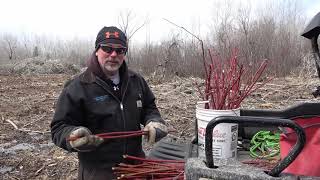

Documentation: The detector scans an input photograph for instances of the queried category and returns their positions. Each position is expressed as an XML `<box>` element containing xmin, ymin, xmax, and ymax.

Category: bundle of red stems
<box><xmin>113</xmin><ymin>155</ymin><xmax>185</xmax><ymax>179</ymax></box>
<box><xmin>67</xmin><ymin>130</ymin><xmax>147</xmax><ymax>141</ymax></box>
<box><xmin>241</xmin><ymin>159</ymin><xmax>280</xmax><ymax>171</ymax></box>
<box><xmin>199</xmin><ymin>49</ymin><xmax>269</xmax><ymax>110</ymax></box>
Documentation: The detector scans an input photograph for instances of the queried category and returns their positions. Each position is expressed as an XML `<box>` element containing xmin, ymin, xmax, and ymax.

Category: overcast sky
<box><xmin>0</xmin><ymin>0</ymin><xmax>319</xmax><ymax>44</ymax></box>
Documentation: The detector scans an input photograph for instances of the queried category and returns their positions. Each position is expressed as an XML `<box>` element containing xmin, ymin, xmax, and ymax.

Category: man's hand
<box><xmin>68</xmin><ymin>127</ymin><xmax>104</xmax><ymax>152</ymax></box>
<box><xmin>143</xmin><ymin>122</ymin><xmax>168</xmax><ymax>145</ymax></box>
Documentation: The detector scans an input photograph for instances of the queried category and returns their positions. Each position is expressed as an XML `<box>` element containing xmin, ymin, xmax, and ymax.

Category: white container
<box><xmin>196</xmin><ymin>101</ymin><xmax>239</xmax><ymax>159</ymax></box>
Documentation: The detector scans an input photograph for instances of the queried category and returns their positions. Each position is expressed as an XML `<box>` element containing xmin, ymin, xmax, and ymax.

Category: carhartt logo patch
<box><xmin>94</xmin><ymin>95</ymin><xmax>109</xmax><ymax>102</ymax></box>
<box><xmin>136</xmin><ymin>100</ymin><xmax>142</xmax><ymax>108</ymax></box>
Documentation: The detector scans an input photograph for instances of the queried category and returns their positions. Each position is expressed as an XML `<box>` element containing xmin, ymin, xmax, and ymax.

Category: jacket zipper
<box><xmin>121</xmin><ymin>77</ymin><xmax>129</xmax><ymax>155</ymax></box>
<box><xmin>95</xmin><ymin>76</ymin><xmax>130</xmax><ymax>156</ymax></box>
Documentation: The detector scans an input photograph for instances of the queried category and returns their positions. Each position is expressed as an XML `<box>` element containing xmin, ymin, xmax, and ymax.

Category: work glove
<box><xmin>68</xmin><ymin>127</ymin><xmax>104</xmax><ymax>152</ymax></box>
<box><xmin>143</xmin><ymin>121</ymin><xmax>168</xmax><ymax>145</ymax></box>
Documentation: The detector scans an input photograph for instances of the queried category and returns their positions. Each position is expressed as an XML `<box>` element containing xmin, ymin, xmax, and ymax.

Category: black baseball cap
<box><xmin>95</xmin><ymin>26</ymin><xmax>127</xmax><ymax>49</ymax></box>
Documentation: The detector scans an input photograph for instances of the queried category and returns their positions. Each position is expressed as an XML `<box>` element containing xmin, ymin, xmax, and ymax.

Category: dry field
<box><xmin>0</xmin><ymin>74</ymin><xmax>319</xmax><ymax>179</ymax></box>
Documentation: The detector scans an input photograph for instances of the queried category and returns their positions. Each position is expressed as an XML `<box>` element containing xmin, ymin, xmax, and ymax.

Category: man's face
<box><xmin>96</xmin><ymin>44</ymin><xmax>126</xmax><ymax>76</ymax></box>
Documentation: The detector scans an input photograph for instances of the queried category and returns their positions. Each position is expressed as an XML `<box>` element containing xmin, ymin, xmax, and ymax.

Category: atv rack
<box><xmin>150</xmin><ymin>102</ymin><xmax>320</xmax><ymax>179</ymax></box>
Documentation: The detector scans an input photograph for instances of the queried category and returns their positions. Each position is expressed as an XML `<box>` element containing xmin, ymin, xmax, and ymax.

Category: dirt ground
<box><xmin>0</xmin><ymin>74</ymin><xmax>319</xmax><ymax>180</ymax></box>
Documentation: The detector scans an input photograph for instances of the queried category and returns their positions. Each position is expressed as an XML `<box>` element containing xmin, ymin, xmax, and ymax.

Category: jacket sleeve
<box><xmin>139</xmin><ymin>76</ymin><xmax>165</xmax><ymax>126</ymax></box>
<box><xmin>50</xmin><ymin>82</ymin><xmax>84</xmax><ymax>152</ymax></box>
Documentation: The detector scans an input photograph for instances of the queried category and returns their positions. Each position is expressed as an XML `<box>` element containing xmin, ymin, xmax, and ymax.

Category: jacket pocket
<box><xmin>85</xmin><ymin>100</ymin><xmax>116</xmax><ymax>130</ymax></box>
<box><xmin>86</xmin><ymin>98</ymin><xmax>116</xmax><ymax>116</ymax></box>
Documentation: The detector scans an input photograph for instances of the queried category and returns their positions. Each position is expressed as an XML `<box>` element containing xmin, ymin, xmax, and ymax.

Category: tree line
<box><xmin>0</xmin><ymin>0</ymin><xmax>315</xmax><ymax>78</ymax></box>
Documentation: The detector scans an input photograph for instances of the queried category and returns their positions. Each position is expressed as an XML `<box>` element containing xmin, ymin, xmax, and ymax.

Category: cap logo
<box><xmin>105</xmin><ymin>31</ymin><xmax>119</xmax><ymax>38</ymax></box>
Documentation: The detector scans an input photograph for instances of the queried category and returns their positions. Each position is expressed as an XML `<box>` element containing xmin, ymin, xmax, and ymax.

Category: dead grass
<box><xmin>0</xmin><ymin>74</ymin><xmax>319</xmax><ymax>179</ymax></box>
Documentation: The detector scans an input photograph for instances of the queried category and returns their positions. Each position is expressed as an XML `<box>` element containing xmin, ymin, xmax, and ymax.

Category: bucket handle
<box><xmin>197</xmin><ymin>101</ymin><xmax>209</xmax><ymax>104</ymax></box>
<box><xmin>205</xmin><ymin>116</ymin><xmax>306</xmax><ymax>177</ymax></box>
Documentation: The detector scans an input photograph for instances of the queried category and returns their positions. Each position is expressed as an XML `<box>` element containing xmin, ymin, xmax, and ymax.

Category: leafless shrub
<box><xmin>296</xmin><ymin>53</ymin><xmax>318</xmax><ymax>78</ymax></box>
<box><xmin>207</xmin><ymin>0</ymin><xmax>307</xmax><ymax>77</ymax></box>
<box><xmin>1</xmin><ymin>33</ymin><xmax>18</xmax><ymax>60</ymax></box>
<box><xmin>129</xmin><ymin>35</ymin><xmax>204</xmax><ymax>84</ymax></box>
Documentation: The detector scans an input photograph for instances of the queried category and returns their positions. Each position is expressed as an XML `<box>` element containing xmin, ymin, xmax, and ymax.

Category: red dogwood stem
<box><xmin>202</xmin><ymin>49</ymin><xmax>269</xmax><ymax>110</ymax></box>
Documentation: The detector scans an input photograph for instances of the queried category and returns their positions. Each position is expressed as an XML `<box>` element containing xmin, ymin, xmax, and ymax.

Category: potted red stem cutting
<box><xmin>196</xmin><ymin>48</ymin><xmax>269</xmax><ymax>159</ymax></box>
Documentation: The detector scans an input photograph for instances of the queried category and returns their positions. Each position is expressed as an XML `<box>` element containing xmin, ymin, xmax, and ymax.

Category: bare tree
<box><xmin>118</xmin><ymin>9</ymin><xmax>149</xmax><ymax>43</ymax></box>
<box><xmin>236</xmin><ymin>3</ymin><xmax>253</xmax><ymax>62</ymax></box>
<box><xmin>117</xmin><ymin>9</ymin><xmax>149</xmax><ymax>65</ymax></box>
<box><xmin>209</xmin><ymin>0</ymin><xmax>236</xmax><ymax>59</ymax></box>
<box><xmin>1</xmin><ymin>33</ymin><xmax>18</xmax><ymax>60</ymax></box>
<box><xmin>19</xmin><ymin>32</ymin><xmax>32</xmax><ymax>58</ymax></box>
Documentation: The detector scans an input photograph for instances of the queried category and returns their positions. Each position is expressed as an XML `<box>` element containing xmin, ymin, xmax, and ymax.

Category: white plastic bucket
<box><xmin>196</xmin><ymin>101</ymin><xmax>239</xmax><ymax>159</ymax></box>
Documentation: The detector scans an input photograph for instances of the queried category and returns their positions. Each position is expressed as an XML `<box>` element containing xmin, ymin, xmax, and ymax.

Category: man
<box><xmin>51</xmin><ymin>26</ymin><xmax>167</xmax><ymax>180</ymax></box>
